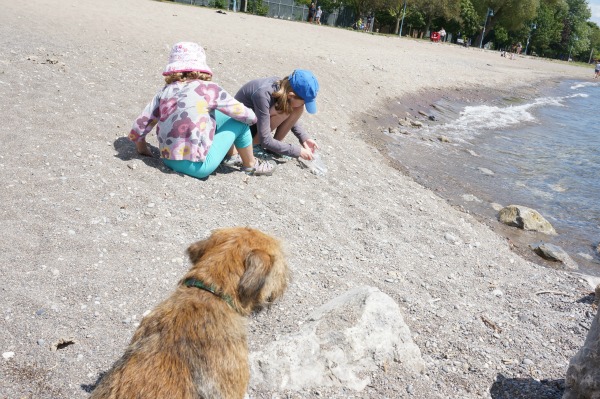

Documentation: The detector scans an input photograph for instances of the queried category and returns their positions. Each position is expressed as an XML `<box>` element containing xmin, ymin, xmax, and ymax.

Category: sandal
<box><xmin>241</xmin><ymin>158</ymin><xmax>275</xmax><ymax>176</ymax></box>
<box><xmin>221</xmin><ymin>153</ymin><xmax>243</xmax><ymax>167</ymax></box>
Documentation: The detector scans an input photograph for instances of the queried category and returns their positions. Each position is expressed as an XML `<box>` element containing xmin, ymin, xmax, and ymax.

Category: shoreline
<box><xmin>360</xmin><ymin>78</ymin><xmax>600</xmax><ymax>276</ymax></box>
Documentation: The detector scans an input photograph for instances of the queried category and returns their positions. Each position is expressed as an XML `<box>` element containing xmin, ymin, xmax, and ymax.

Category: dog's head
<box><xmin>184</xmin><ymin>227</ymin><xmax>289</xmax><ymax>315</ymax></box>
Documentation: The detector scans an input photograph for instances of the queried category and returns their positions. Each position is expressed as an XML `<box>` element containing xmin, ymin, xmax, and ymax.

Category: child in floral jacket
<box><xmin>129</xmin><ymin>42</ymin><xmax>274</xmax><ymax>178</ymax></box>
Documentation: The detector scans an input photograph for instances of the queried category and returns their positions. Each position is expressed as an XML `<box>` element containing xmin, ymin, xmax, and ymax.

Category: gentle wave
<box><xmin>433</xmin><ymin>90</ymin><xmax>592</xmax><ymax>139</ymax></box>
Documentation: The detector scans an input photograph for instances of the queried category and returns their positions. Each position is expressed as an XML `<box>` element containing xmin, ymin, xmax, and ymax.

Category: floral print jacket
<box><xmin>129</xmin><ymin>80</ymin><xmax>257</xmax><ymax>162</ymax></box>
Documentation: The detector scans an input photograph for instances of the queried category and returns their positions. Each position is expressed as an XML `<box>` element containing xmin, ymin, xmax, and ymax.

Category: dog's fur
<box><xmin>90</xmin><ymin>227</ymin><xmax>289</xmax><ymax>399</ymax></box>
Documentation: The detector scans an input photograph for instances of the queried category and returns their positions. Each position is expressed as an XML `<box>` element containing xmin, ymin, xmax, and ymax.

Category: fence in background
<box><xmin>172</xmin><ymin>0</ymin><xmax>354</xmax><ymax>28</ymax></box>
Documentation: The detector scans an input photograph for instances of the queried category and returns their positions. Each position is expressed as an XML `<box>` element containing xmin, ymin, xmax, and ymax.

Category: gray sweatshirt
<box><xmin>234</xmin><ymin>76</ymin><xmax>309</xmax><ymax>158</ymax></box>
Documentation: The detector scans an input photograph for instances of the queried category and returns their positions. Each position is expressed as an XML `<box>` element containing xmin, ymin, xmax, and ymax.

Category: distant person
<box><xmin>355</xmin><ymin>17</ymin><xmax>363</xmax><ymax>30</ymax></box>
<box><xmin>224</xmin><ymin>70</ymin><xmax>320</xmax><ymax>164</ymax></box>
<box><xmin>129</xmin><ymin>42</ymin><xmax>274</xmax><ymax>178</ymax></box>
<box><xmin>439</xmin><ymin>27</ymin><xmax>446</xmax><ymax>42</ymax></box>
<box><xmin>315</xmin><ymin>6</ymin><xmax>322</xmax><ymax>25</ymax></box>
<box><xmin>365</xmin><ymin>14</ymin><xmax>373</xmax><ymax>31</ymax></box>
<box><xmin>308</xmin><ymin>2</ymin><xmax>315</xmax><ymax>22</ymax></box>
<box><xmin>595</xmin><ymin>60</ymin><xmax>600</xmax><ymax>79</ymax></box>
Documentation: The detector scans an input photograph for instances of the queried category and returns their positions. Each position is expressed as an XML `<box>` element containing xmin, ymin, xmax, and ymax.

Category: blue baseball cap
<box><xmin>289</xmin><ymin>69</ymin><xmax>319</xmax><ymax>114</ymax></box>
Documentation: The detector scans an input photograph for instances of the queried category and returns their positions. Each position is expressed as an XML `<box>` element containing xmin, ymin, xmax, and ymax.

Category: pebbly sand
<box><xmin>0</xmin><ymin>0</ymin><xmax>598</xmax><ymax>398</ymax></box>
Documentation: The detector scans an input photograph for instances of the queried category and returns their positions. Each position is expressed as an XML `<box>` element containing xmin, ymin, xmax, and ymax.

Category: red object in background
<box><xmin>430</xmin><ymin>32</ymin><xmax>440</xmax><ymax>42</ymax></box>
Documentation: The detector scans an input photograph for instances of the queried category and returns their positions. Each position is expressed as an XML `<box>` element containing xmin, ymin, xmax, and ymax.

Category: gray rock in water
<box><xmin>529</xmin><ymin>242</ymin><xmax>578</xmax><ymax>270</ymax></box>
<box><xmin>249</xmin><ymin>286</ymin><xmax>424</xmax><ymax>392</ymax></box>
<box><xmin>563</xmin><ymin>307</ymin><xmax>600</xmax><ymax>399</ymax></box>
<box><xmin>498</xmin><ymin>205</ymin><xmax>557</xmax><ymax>235</ymax></box>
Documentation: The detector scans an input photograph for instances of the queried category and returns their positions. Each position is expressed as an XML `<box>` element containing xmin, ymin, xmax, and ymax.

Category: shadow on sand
<box><xmin>490</xmin><ymin>373</ymin><xmax>565</xmax><ymax>399</ymax></box>
<box><xmin>112</xmin><ymin>137</ymin><xmax>238</xmax><ymax>179</ymax></box>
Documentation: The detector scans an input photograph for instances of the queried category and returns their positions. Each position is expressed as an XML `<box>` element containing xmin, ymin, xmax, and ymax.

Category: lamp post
<box><xmin>479</xmin><ymin>8</ymin><xmax>494</xmax><ymax>49</ymax></box>
<box><xmin>524</xmin><ymin>22</ymin><xmax>536</xmax><ymax>55</ymax></box>
<box><xmin>399</xmin><ymin>0</ymin><xmax>407</xmax><ymax>37</ymax></box>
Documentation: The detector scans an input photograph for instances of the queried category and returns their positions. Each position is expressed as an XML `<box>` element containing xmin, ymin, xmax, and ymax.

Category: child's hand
<box><xmin>300</xmin><ymin>147</ymin><xmax>314</xmax><ymax>160</ymax></box>
<box><xmin>136</xmin><ymin>140</ymin><xmax>153</xmax><ymax>157</ymax></box>
<box><xmin>303</xmin><ymin>139</ymin><xmax>319</xmax><ymax>153</ymax></box>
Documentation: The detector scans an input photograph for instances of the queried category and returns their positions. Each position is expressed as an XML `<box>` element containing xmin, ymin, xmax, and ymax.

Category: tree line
<box><xmin>297</xmin><ymin>0</ymin><xmax>600</xmax><ymax>62</ymax></box>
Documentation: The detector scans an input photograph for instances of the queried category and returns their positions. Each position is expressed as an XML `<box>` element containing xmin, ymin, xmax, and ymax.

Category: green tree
<box><xmin>457</xmin><ymin>0</ymin><xmax>480</xmax><ymax>37</ymax></box>
<box><xmin>530</xmin><ymin>0</ymin><xmax>568</xmax><ymax>57</ymax></box>
<box><xmin>339</xmin><ymin>0</ymin><xmax>385</xmax><ymax>23</ymax></box>
<box><xmin>589</xmin><ymin>22</ymin><xmax>600</xmax><ymax>62</ymax></box>
<box><xmin>412</xmin><ymin>0</ymin><xmax>461</xmax><ymax>34</ymax></box>
<box><xmin>385</xmin><ymin>0</ymin><xmax>408</xmax><ymax>34</ymax></box>
<box><xmin>471</xmin><ymin>0</ymin><xmax>539</xmax><ymax>46</ymax></box>
<box><xmin>561</xmin><ymin>0</ymin><xmax>592</xmax><ymax>59</ymax></box>
<box><xmin>247</xmin><ymin>0</ymin><xmax>269</xmax><ymax>15</ymax></box>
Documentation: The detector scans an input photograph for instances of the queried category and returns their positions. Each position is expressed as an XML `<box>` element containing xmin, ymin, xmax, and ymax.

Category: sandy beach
<box><xmin>0</xmin><ymin>0</ymin><xmax>597</xmax><ymax>398</ymax></box>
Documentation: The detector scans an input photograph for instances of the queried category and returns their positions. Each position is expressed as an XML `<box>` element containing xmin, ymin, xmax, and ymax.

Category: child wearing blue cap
<box><xmin>225</xmin><ymin>70</ymin><xmax>320</xmax><ymax>162</ymax></box>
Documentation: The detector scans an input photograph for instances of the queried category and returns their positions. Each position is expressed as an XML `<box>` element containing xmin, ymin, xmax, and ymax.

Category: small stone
<box><xmin>407</xmin><ymin>384</ymin><xmax>414</xmax><ymax>394</ymax></box>
<box><xmin>492</xmin><ymin>289</ymin><xmax>503</xmax><ymax>297</ymax></box>
<box><xmin>147</xmin><ymin>203</ymin><xmax>155</xmax><ymax>208</ymax></box>
<box><xmin>478</xmin><ymin>167</ymin><xmax>494</xmax><ymax>176</ymax></box>
<box><xmin>37</xmin><ymin>339</ymin><xmax>45</xmax><ymax>346</ymax></box>
<box><xmin>444</xmin><ymin>233</ymin><xmax>458</xmax><ymax>243</ymax></box>
<box><xmin>2</xmin><ymin>352</ymin><xmax>15</xmax><ymax>360</ymax></box>
<box><xmin>522</xmin><ymin>358</ymin><xmax>534</xmax><ymax>366</ymax></box>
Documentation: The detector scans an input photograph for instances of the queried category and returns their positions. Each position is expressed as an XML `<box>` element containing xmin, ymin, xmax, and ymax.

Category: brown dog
<box><xmin>90</xmin><ymin>227</ymin><xmax>289</xmax><ymax>399</ymax></box>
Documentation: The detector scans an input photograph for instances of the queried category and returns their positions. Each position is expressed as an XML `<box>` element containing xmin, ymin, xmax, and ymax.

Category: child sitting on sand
<box><xmin>129</xmin><ymin>42</ymin><xmax>274</xmax><ymax>178</ymax></box>
<box><xmin>223</xmin><ymin>70</ymin><xmax>320</xmax><ymax>164</ymax></box>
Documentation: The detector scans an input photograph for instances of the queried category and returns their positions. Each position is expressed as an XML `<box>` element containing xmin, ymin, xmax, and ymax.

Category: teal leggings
<box><xmin>163</xmin><ymin>111</ymin><xmax>252</xmax><ymax>179</ymax></box>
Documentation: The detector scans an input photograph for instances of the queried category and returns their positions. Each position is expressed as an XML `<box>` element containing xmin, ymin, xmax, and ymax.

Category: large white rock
<box><xmin>250</xmin><ymin>286</ymin><xmax>424</xmax><ymax>392</ymax></box>
<box><xmin>498</xmin><ymin>205</ymin><xmax>557</xmax><ymax>235</ymax></box>
<box><xmin>563</xmin><ymin>306</ymin><xmax>600</xmax><ymax>398</ymax></box>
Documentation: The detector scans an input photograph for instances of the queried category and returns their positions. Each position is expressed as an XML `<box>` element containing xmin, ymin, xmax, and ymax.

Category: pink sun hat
<box><xmin>163</xmin><ymin>42</ymin><xmax>213</xmax><ymax>76</ymax></box>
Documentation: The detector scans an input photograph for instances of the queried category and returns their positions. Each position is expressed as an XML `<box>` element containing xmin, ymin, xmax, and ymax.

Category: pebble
<box><xmin>37</xmin><ymin>339</ymin><xmax>45</xmax><ymax>346</ymax></box>
<box><xmin>2</xmin><ymin>352</ymin><xmax>15</xmax><ymax>360</ymax></box>
<box><xmin>444</xmin><ymin>233</ymin><xmax>457</xmax><ymax>243</ymax></box>
<box><xmin>522</xmin><ymin>358</ymin><xmax>534</xmax><ymax>366</ymax></box>
<box><xmin>492</xmin><ymin>289</ymin><xmax>503</xmax><ymax>297</ymax></box>
<box><xmin>406</xmin><ymin>384</ymin><xmax>414</xmax><ymax>394</ymax></box>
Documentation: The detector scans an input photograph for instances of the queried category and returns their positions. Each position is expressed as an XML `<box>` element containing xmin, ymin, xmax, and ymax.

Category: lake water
<box><xmin>383</xmin><ymin>79</ymin><xmax>600</xmax><ymax>275</ymax></box>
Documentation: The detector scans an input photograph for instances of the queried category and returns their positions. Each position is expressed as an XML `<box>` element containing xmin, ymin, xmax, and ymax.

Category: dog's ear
<box><xmin>186</xmin><ymin>239</ymin><xmax>209</xmax><ymax>264</ymax></box>
<box><xmin>239</xmin><ymin>249</ymin><xmax>271</xmax><ymax>305</ymax></box>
